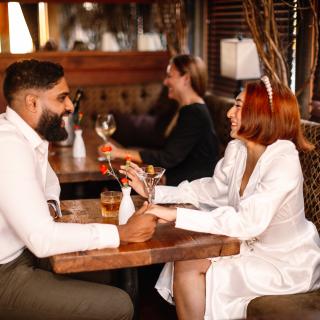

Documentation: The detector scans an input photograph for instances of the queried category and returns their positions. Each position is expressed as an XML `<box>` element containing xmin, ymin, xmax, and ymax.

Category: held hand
<box><xmin>117</xmin><ymin>203</ymin><xmax>157</xmax><ymax>243</ymax></box>
<box><xmin>119</xmin><ymin>162</ymin><xmax>148</xmax><ymax>198</ymax></box>
<box><xmin>103</xmin><ymin>142</ymin><xmax>121</xmax><ymax>159</ymax></box>
<box><xmin>145</xmin><ymin>205</ymin><xmax>177</xmax><ymax>222</ymax></box>
<box><xmin>98</xmin><ymin>142</ymin><xmax>118</xmax><ymax>159</ymax></box>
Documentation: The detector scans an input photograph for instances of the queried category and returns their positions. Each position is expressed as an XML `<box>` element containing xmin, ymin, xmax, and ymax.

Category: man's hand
<box><xmin>117</xmin><ymin>202</ymin><xmax>157</xmax><ymax>243</ymax></box>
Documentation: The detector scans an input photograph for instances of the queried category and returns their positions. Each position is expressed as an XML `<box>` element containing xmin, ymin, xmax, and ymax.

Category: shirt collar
<box><xmin>5</xmin><ymin>106</ymin><xmax>48</xmax><ymax>152</ymax></box>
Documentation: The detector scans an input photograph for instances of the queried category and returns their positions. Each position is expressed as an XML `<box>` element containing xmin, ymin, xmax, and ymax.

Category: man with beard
<box><xmin>0</xmin><ymin>59</ymin><xmax>157</xmax><ymax>320</ymax></box>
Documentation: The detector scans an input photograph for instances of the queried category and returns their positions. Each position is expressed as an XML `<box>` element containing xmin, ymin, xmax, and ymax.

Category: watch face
<box><xmin>48</xmin><ymin>200</ymin><xmax>62</xmax><ymax>219</ymax></box>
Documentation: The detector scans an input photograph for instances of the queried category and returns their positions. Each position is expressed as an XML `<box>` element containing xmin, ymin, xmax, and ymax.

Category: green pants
<box><xmin>0</xmin><ymin>250</ymin><xmax>133</xmax><ymax>320</ymax></box>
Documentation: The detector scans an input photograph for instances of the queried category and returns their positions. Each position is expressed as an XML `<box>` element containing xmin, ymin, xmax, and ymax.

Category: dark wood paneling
<box><xmin>0</xmin><ymin>51</ymin><xmax>170</xmax><ymax>111</ymax></box>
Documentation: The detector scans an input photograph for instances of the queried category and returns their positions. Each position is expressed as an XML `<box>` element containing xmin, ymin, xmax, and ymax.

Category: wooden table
<box><xmin>50</xmin><ymin>198</ymin><xmax>240</xmax><ymax>274</ymax></box>
<box><xmin>49</xmin><ymin>130</ymin><xmax>122</xmax><ymax>184</ymax></box>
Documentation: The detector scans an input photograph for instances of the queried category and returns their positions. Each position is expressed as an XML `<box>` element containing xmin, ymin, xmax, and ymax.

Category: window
<box><xmin>0</xmin><ymin>2</ymin><xmax>167</xmax><ymax>53</ymax></box>
<box><xmin>8</xmin><ymin>2</ymin><xmax>33</xmax><ymax>53</ymax></box>
<box><xmin>207</xmin><ymin>0</ymin><xmax>295</xmax><ymax>97</ymax></box>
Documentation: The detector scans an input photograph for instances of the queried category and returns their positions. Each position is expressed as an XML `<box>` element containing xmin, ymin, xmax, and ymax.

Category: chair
<box><xmin>246</xmin><ymin>120</ymin><xmax>320</xmax><ymax>319</ymax></box>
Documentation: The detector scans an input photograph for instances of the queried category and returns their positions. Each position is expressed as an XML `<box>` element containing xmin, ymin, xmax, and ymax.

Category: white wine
<box><xmin>95</xmin><ymin>113</ymin><xmax>117</xmax><ymax>142</ymax></box>
<box><xmin>95</xmin><ymin>126</ymin><xmax>116</xmax><ymax>140</ymax></box>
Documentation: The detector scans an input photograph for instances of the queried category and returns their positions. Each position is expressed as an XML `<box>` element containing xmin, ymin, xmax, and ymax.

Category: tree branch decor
<box><xmin>243</xmin><ymin>0</ymin><xmax>318</xmax><ymax>96</ymax></box>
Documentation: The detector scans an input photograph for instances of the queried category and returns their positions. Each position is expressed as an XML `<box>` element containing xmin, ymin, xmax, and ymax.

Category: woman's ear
<box><xmin>25</xmin><ymin>94</ymin><xmax>38</xmax><ymax>113</ymax></box>
<box><xmin>183</xmin><ymin>73</ymin><xmax>191</xmax><ymax>86</ymax></box>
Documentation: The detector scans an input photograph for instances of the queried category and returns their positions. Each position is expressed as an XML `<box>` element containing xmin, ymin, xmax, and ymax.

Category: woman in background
<box><xmin>124</xmin><ymin>77</ymin><xmax>320</xmax><ymax>319</ymax></box>
<box><xmin>109</xmin><ymin>54</ymin><xmax>220</xmax><ymax>186</ymax></box>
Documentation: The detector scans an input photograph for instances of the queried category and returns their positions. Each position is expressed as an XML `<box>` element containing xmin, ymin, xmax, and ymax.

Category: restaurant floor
<box><xmin>137</xmin><ymin>264</ymin><xmax>177</xmax><ymax>320</ymax></box>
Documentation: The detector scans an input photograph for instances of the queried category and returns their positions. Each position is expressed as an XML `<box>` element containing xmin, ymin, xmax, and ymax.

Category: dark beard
<box><xmin>35</xmin><ymin>109</ymin><xmax>68</xmax><ymax>142</ymax></box>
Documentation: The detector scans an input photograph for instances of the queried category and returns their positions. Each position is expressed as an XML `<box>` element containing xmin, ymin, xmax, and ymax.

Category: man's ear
<box><xmin>25</xmin><ymin>94</ymin><xmax>38</xmax><ymax>113</ymax></box>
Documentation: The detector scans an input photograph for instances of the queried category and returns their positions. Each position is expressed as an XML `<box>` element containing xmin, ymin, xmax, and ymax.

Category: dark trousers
<box><xmin>0</xmin><ymin>250</ymin><xmax>133</xmax><ymax>320</ymax></box>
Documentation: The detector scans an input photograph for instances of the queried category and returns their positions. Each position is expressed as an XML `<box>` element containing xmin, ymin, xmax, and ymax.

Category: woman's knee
<box><xmin>174</xmin><ymin>259</ymin><xmax>211</xmax><ymax>275</ymax></box>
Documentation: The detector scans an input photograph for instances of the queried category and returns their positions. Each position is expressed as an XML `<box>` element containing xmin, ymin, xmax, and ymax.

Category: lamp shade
<box><xmin>220</xmin><ymin>38</ymin><xmax>261</xmax><ymax>80</ymax></box>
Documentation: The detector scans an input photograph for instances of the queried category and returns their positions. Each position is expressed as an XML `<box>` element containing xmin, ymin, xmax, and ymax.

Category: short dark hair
<box><xmin>3</xmin><ymin>59</ymin><xmax>64</xmax><ymax>104</ymax></box>
<box><xmin>171</xmin><ymin>54</ymin><xmax>207</xmax><ymax>97</ymax></box>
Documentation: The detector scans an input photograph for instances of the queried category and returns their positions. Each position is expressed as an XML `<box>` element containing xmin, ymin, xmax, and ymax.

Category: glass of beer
<box><xmin>100</xmin><ymin>191</ymin><xmax>122</xmax><ymax>220</ymax></box>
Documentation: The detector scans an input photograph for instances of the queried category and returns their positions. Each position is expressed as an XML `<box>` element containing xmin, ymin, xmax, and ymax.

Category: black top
<box><xmin>140</xmin><ymin>103</ymin><xmax>220</xmax><ymax>186</ymax></box>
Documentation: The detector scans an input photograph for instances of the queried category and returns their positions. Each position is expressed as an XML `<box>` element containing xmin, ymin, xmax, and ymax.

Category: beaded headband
<box><xmin>261</xmin><ymin>75</ymin><xmax>273</xmax><ymax>111</ymax></box>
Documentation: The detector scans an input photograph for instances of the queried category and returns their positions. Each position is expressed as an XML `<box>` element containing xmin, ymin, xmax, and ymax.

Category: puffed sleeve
<box><xmin>175</xmin><ymin>145</ymin><xmax>302</xmax><ymax>240</ymax></box>
<box><xmin>154</xmin><ymin>140</ymin><xmax>241</xmax><ymax>208</ymax></box>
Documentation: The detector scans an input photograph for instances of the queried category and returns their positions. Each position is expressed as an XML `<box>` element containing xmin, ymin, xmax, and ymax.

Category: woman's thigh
<box><xmin>174</xmin><ymin>258</ymin><xmax>211</xmax><ymax>275</ymax></box>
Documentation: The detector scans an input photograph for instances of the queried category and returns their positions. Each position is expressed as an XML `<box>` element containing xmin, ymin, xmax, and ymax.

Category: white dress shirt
<box><xmin>0</xmin><ymin>107</ymin><xmax>119</xmax><ymax>264</ymax></box>
<box><xmin>154</xmin><ymin>139</ymin><xmax>320</xmax><ymax>319</ymax></box>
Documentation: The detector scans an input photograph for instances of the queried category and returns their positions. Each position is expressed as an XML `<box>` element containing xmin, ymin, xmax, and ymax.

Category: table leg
<box><xmin>119</xmin><ymin>268</ymin><xmax>139</xmax><ymax>319</ymax></box>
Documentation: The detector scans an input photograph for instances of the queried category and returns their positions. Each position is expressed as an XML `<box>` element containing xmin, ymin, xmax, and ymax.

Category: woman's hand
<box><xmin>105</xmin><ymin>142</ymin><xmax>122</xmax><ymax>158</ymax></box>
<box><xmin>119</xmin><ymin>162</ymin><xmax>148</xmax><ymax>198</ymax></box>
<box><xmin>145</xmin><ymin>204</ymin><xmax>177</xmax><ymax>222</ymax></box>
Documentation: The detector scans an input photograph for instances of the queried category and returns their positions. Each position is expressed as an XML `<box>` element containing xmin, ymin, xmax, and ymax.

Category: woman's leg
<box><xmin>173</xmin><ymin>258</ymin><xmax>211</xmax><ymax>320</ymax></box>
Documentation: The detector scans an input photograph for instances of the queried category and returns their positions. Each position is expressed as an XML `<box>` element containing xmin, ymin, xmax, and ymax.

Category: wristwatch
<box><xmin>47</xmin><ymin>200</ymin><xmax>62</xmax><ymax>219</ymax></box>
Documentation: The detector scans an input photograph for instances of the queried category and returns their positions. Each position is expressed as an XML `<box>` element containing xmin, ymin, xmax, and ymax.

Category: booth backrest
<box><xmin>71</xmin><ymin>83</ymin><xmax>164</xmax><ymax>129</ymax></box>
<box><xmin>204</xmin><ymin>93</ymin><xmax>234</xmax><ymax>157</ymax></box>
<box><xmin>300</xmin><ymin>120</ymin><xmax>320</xmax><ymax>231</ymax></box>
<box><xmin>73</xmin><ymin>84</ymin><xmax>178</xmax><ymax>148</ymax></box>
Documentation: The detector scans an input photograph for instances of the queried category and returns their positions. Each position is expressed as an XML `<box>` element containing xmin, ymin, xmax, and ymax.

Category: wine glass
<box><xmin>95</xmin><ymin>113</ymin><xmax>117</xmax><ymax>161</ymax></box>
<box><xmin>138</xmin><ymin>166</ymin><xmax>166</xmax><ymax>204</ymax></box>
<box><xmin>95</xmin><ymin>113</ymin><xmax>117</xmax><ymax>144</ymax></box>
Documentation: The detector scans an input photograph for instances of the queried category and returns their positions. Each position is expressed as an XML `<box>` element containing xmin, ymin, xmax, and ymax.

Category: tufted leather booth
<box><xmin>204</xmin><ymin>93</ymin><xmax>234</xmax><ymax>157</ymax></box>
<box><xmin>246</xmin><ymin>120</ymin><xmax>320</xmax><ymax>320</ymax></box>
<box><xmin>71</xmin><ymin>83</ymin><xmax>164</xmax><ymax>128</ymax></box>
<box><xmin>72</xmin><ymin>85</ymin><xmax>233</xmax><ymax>152</ymax></box>
<box><xmin>71</xmin><ymin>83</ymin><xmax>179</xmax><ymax>148</ymax></box>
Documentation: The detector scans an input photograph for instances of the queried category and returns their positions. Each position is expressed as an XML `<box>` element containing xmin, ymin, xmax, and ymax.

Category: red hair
<box><xmin>238</xmin><ymin>80</ymin><xmax>313</xmax><ymax>152</ymax></box>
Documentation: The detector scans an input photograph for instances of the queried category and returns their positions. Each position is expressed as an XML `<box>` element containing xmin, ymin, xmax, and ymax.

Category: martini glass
<box><xmin>138</xmin><ymin>166</ymin><xmax>166</xmax><ymax>204</ymax></box>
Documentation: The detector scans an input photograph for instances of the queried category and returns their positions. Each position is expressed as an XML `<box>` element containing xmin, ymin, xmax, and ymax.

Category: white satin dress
<box><xmin>153</xmin><ymin>139</ymin><xmax>320</xmax><ymax>320</ymax></box>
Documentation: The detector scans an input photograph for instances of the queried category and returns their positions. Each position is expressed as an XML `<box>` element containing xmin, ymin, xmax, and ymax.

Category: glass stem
<box><xmin>148</xmin><ymin>192</ymin><xmax>153</xmax><ymax>204</ymax></box>
<box><xmin>148</xmin><ymin>187</ymin><xmax>155</xmax><ymax>204</ymax></box>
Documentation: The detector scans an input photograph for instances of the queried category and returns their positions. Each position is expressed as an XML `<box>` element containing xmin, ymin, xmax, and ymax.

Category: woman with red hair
<box><xmin>124</xmin><ymin>77</ymin><xmax>320</xmax><ymax>319</ymax></box>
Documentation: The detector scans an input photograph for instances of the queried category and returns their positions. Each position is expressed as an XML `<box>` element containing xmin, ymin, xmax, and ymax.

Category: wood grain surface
<box><xmin>49</xmin><ymin>131</ymin><xmax>122</xmax><ymax>184</ymax></box>
<box><xmin>50</xmin><ymin>198</ymin><xmax>240</xmax><ymax>274</ymax></box>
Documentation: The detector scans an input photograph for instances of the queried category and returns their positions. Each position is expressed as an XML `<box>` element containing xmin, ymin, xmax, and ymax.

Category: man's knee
<box><xmin>113</xmin><ymin>289</ymin><xmax>134</xmax><ymax>320</ymax></box>
<box><xmin>100</xmin><ymin>287</ymin><xmax>134</xmax><ymax>320</ymax></box>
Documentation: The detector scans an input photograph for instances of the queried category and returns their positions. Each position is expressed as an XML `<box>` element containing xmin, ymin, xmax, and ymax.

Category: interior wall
<box><xmin>0</xmin><ymin>50</ymin><xmax>169</xmax><ymax>112</ymax></box>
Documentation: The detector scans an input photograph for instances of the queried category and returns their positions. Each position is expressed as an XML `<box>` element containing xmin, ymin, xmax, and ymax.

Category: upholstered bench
<box><xmin>204</xmin><ymin>93</ymin><xmax>234</xmax><ymax>157</ymax></box>
<box><xmin>70</xmin><ymin>83</ymin><xmax>177</xmax><ymax>148</ymax></box>
<box><xmin>246</xmin><ymin>120</ymin><xmax>320</xmax><ymax>320</ymax></box>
